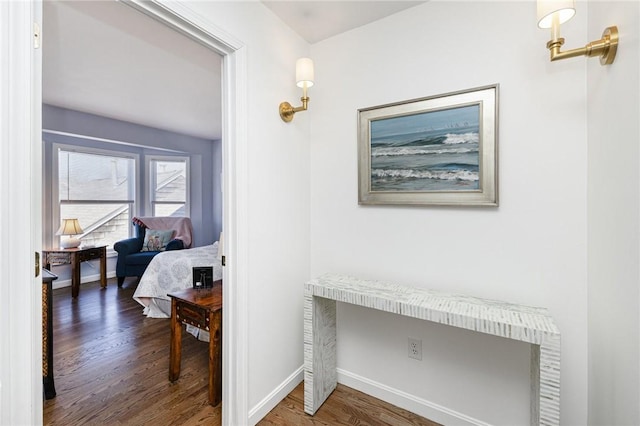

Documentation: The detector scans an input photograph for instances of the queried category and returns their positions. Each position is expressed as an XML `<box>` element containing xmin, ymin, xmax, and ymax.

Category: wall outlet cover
<box><xmin>408</xmin><ymin>337</ymin><xmax>422</xmax><ymax>360</ymax></box>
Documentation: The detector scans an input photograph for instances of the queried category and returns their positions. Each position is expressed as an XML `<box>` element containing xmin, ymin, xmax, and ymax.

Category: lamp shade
<box><xmin>537</xmin><ymin>0</ymin><xmax>575</xmax><ymax>28</ymax></box>
<box><xmin>295</xmin><ymin>58</ymin><xmax>314</xmax><ymax>88</ymax></box>
<box><xmin>56</xmin><ymin>218</ymin><xmax>84</xmax><ymax>236</ymax></box>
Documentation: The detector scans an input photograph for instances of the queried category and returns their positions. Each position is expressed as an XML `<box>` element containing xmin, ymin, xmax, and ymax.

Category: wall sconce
<box><xmin>537</xmin><ymin>0</ymin><xmax>618</xmax><ymax>65</ymax></box>
<box><xmin>56</xmin><ymin>218</ymin><xmax>84</xmax><ymax>249</ymax></box>
<box><xmin>279</xmin><ymin>58</ymin><xmax>314</xmax><ymax>122</ymax></box>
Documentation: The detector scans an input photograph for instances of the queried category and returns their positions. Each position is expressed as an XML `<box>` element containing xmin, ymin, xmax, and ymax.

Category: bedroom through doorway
<box><xmin>39</xmin><ymin>1</ymin><xmax>246</xmax><ymax>424</ymax></box>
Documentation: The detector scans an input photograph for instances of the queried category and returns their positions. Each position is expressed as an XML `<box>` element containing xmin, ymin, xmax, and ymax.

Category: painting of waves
<box><xmin>370</xmin><ymin>104</ymin><xmax>480</xmax><ymax>192</ymax></box>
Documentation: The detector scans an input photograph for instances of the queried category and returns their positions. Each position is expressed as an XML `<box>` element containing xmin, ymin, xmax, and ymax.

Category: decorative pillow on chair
<box><xmin>141</xmin><ymin>229</ymin><xmax>175</xmax><ymax>252</ymax></box>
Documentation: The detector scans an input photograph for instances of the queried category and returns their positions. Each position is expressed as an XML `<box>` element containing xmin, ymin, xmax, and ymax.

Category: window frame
<box><xmin>52</xmin><ymin>143</ymin><xmax>141</xmax><ymax>252</ymax></box>
<box><xmin>145</xmin><ymin>155</ymin><xmax>190</xmax><ymax>218</ymax></box>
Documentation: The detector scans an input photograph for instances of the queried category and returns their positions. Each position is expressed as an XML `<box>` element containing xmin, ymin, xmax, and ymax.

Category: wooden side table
<box><xmin>168</xmin><ymin>281</ymin><xmax>223</xmax><ymax>406</ymax></box>
<box><xmin>42</xmin><ymin>268</ymin><xmax>58</xmax><ymax>400</ymax></box>
<box><xmin>43</xmin><ymin>246</ymin><xmax>107</xmax><ymax>298</ymax></box>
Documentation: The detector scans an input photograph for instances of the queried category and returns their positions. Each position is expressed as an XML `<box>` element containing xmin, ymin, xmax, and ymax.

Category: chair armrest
<box><xmin>114</xmin><ymin>237</ymin><xmax>143</xmax><ymax>255</ymax></box>
<box><xmin>166</xmin><ymin>239</ymin><xmax>185</xmax><ymax>251</ymax></box>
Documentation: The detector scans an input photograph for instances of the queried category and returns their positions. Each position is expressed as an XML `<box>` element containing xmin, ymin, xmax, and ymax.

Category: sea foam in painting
<box><xmin>370</xmin><ymin>104</ymin><xmax>480</xmax><ymax>192</ymax></box>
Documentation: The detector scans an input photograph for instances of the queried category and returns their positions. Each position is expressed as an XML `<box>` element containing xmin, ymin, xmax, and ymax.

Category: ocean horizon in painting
<box><xmin>370</xmin><ymin>104</ymin><xmax>480</xmax><ymax>192</ymax></box>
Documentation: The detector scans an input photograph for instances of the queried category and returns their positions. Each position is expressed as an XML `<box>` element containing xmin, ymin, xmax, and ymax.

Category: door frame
<box><xmin>0</xmin><ymin>1</ymin><xmax>249</xmax><ymax>424</ymax></box>
<box><xmin>119</xmin><ymin>4</ymin><xmax>249</xmax><ymax>423</ymax></box>
<box><xmin>0</xmin><ymin>0</ymin><xmax>43</xmax><ymax>424</ymax></box>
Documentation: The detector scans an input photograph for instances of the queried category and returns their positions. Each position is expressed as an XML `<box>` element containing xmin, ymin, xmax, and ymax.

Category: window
<box><xmin>147</xmin><ymin>157</ymin><xmax>189</xmax><ymax>217</ymax></box>
<box><xmin>55</xmin><ymin>145</ymin><xmax>137</xmax><ymax>250</ymax></box>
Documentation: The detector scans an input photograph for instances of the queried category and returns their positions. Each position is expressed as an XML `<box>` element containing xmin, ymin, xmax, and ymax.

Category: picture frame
<box><xmin>358</xmin><ymin>84</ymin><xmax>498</xmax><ymax>206</ymax></box>
<box><xmin>192</xmin><ymin>266</ymin><xmax>214</xmax><ymax>289</ymax></box>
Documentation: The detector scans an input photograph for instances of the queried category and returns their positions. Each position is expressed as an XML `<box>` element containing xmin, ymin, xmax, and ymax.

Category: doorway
<box><xmin>35</xmin><ymin>1</ymin><xmax>249</xmax><ymax>424</ymax></box>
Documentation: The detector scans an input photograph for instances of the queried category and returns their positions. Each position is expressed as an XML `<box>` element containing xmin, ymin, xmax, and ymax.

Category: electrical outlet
<box><xmin>408</xmin><ymin>337</ymin><xmax>422</xmax><ymax>360</ymax></box>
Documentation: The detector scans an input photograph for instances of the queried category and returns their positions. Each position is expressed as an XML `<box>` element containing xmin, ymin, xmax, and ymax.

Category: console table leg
<box><xmin>169</xmin><ymin>299</ymin><xmax>182</xmax><ymax>381</ymax></box>
<box><xmin>304</xmin><ymin>294</ymin><xmax>337</xmax><ymax>415</ymax></box>
<box><xmin>100</xmin><ymin>248</ymin><xmax>107</xmax><ymax>289</ymax></box>
<box><xmin>71</xmin><ymin>252</ymin><xmax>80</xmax><ymax>298</ymax></box>
<box><xmin>531</xmin><ymin>345</ymin><xmax>541</xmax><ymax>426</ymax></box>
<box><xmin>42</xmin><ymin>276</ymin><xmax>56</xmax><ymax>399</ymax></box>
<box><xmin>538</xmin><ymin>335</ymin><xmax>561</xmax><ymax>426</ymax></box>
<box><xmin>208</xmin><ymin>309</ymin><xmax>222</xmax><ymax>406</ymax></box>
<box><xmin>43</xmin><ymin>377</ymin><xmax>56</xmax><ymax>400</ymax></box>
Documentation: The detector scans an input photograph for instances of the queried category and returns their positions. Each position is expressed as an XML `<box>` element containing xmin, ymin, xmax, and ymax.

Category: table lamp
<box><xmin>56</xmin><ymin>218</ymin><xmax>84</xmax><ymax>249</ymax></box>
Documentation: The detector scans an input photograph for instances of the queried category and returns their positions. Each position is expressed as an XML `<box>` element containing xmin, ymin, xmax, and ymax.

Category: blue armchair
<box><xmin>114</xmin><ymin>220</ymin><xmax>189</xmax><ymax>286</ymax></box>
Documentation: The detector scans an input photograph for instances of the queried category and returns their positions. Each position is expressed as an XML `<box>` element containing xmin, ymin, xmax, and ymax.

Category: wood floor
<box><xmin>258</xmin><ymin>383</ymin><xmax>440</xmax><ymax>426</ymax></box>
<box><xmin>44</xmin><ymin>278</ymin><xmax>439</xmax><ymax>425</ymax></box>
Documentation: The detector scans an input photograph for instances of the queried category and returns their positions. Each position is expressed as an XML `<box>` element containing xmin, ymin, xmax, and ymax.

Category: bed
<box><xmin>133</xmin><ymin>241</ymin><xmax>222</xmax><ymax>319</ymax></box>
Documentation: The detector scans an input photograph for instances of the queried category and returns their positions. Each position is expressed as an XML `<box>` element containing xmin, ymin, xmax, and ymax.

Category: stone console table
<box><xmin>303</xmin><ymin>274</ymin><xmax>561</xmax><ymax>425</ymax></box>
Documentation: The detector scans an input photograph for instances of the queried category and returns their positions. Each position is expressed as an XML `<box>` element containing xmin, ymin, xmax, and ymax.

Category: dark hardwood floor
<box><xmin>44</xmin><ymin>278</ymin><xmax>439</xmax><ymax>425</ymax></box>
<box><xmin>44</xmin><ymin>278</ymin><xmax>218</xmax><ymax>425</ymax></box>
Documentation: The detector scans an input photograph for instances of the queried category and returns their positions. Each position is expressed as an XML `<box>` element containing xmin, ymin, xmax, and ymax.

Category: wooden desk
<box><xmin>168</xmin><ymin>281</ymin><xmax>223</xmax><ymax>406</ymax></box>
<box><xmin>42</xmin><ymin>268</ymin><xmax>58</xmax><ymax>400</ymax></box>
<box><xmin>43</xmin><ymin>246</ymin><xmax>107</xmax><ymax>298</ymax></box>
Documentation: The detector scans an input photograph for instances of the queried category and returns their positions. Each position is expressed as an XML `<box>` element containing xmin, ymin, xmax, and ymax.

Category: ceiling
<box><xmin>262</xmin><ymin>1</ymin><xmax>426</xmax><ymax>44</ymax></box>
<box><xmin>42</xmin><ymin>1</ymin><xmax>426</xmax><ymax>141</ymax></box>
<box><xmin>43</xmin><ymin>0</ymin><xmax>223</xmax><ymax>141</ymax></box>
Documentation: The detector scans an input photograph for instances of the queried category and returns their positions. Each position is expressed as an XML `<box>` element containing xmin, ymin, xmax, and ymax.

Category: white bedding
<box><xmin>133</xmin><ymin>242</ymin><xmax>222</xmax><ymax>318</ymax></box>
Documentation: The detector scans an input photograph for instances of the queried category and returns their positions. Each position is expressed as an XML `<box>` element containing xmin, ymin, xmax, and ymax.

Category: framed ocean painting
<box><xmin>358</xmin><ymin>85</ymin><xmax>498</xmax><ymax>206</ymax></box>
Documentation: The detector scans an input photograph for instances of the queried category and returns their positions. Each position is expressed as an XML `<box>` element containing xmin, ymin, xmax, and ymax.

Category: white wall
<box><xmin>4</xmin><ymin>1</ymin><xmax>634</xmax><ymax>424</ymax></box>
<box><xmin>310</xmin><ymin>1</ymin><xmax>589</xmax><ymax>424</ymax></box>
<box><xmin>587</xmin><ymin>2</ymin><xmax>640</xmax><ymax>425</ymax></box>
<box><xmin>168</xmin><ymin>1</ymin><xmax>312</xmax><ymax>419</ymax></box>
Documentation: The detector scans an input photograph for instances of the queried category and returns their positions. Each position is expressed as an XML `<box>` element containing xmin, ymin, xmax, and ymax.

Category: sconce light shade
<box><xmin>537</xmin><ymin>0</ymin><xmax>575</xmax><ymax>28</ymax></box>
<box><xmin>56</xmin><ymin>218</ymin><xmax>84</xmax><ymax>249</ymax></box>
<box><xmin>279</xmin><ymin>57</ymin><xmax>315</xmax><ymax>122</ymax></box>
<box><xmin>296</xmin><ymin>58</ymin><xmax>314</xmax><ymax>88</ymax></box>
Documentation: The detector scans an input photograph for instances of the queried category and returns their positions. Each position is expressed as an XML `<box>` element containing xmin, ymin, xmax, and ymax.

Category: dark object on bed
<box><xmin>192</xmin><ymin>266</ymin><xmax>214</xmax><ymax>289</ymax></box>
<box><xmin>114</xmin><ymin>218</ymin><xmax>190</xmax><ymax>286</ymax></box>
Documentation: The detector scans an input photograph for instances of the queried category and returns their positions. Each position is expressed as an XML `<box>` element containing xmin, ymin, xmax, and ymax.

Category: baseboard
<box><xmin>248</xmin><ymin>365</ymin><xmax>303</xmax><ymax>425</ymax></box>
<box><xmin>52</xmin><ymin>272</ymin><xmax>117</xmax><ymax>290</ymax></box>
<box><xmin>337</xmin><ymin>368</ymin><xmax>491</xmax><ymax>426</ymax></box>
<box><xmin>248</xmin><ymin>365</ymin><xmax>490</xmax><ymax>425</ymax></box>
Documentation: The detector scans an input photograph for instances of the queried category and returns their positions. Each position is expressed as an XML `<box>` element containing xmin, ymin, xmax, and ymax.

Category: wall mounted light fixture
<box><xmin>279</xmin><ymin>58</ymin><xmax>314</xmax><ymax>122</ymax></box>
<box><xmin>537</xmin><ymin>0</ymin><xmax>618</xmax><ymax>65</ymax></box>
